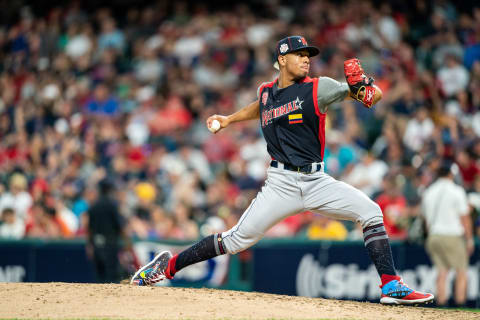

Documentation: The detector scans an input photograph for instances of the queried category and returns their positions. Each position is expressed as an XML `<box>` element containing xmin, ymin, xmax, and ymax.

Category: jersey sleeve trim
<box><xmin>318</xmin><ymin>113</ymin><xmax>326</xmax><ymax>160</ymax></box>
<box><xmin>257</xmin><ymin>79</ymin><xmax>277</xmax><ymax>99</ymax></box>
<box><xmin>311</xmin><ymin>77</ymin><xmax>326</xmax><ymax>160</ymax></box>
<box><xmin>257</xmin><ymin>83</ymin><xmax>266</xmax><ymax>99</ymax></box>
<box><xmin>312</xmin><ymin>77</ymin><xmax>320</xmax><ymax>116</ymax></box>
<box><xmin>299</xmin><ymin>76</ymin><xmax>313</xmax><ymax>83</ymax></box>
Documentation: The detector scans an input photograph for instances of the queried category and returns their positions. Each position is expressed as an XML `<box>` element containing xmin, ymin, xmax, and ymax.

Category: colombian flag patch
<box><xmin>288</xmin><ymin>114</ymin><xmax>303</xmax><ymax>124</ymax></box>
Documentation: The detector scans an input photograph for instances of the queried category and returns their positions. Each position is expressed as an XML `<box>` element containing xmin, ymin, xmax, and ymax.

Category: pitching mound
<box><xmin>0</xmin><ymin>283</ymin><xmax>476</xmax><ymax>320</ymax></box>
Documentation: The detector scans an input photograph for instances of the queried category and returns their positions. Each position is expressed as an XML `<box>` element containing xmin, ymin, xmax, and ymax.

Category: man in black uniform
<box><xmin>87</xmin><ymin>179</ymin><xmax>127</xmax><ymax>283</ymax></box>
<box><xmin>131</xmin><ymin>36</ymin><xmax>434</xmax><ymax>305</ymax></box>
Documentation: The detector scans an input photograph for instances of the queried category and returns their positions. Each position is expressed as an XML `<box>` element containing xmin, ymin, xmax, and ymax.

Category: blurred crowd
<box><xmin>0</xmin><ymin>0</ymin><xmax>479</xmax><ymax>243</ymax></box>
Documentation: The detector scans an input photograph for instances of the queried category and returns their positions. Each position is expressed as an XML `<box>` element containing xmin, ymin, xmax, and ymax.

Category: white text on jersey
<box><xmin>262</xmin><ymin>97</ymin><xmax>304</xmax><ymax>127</ymax></box>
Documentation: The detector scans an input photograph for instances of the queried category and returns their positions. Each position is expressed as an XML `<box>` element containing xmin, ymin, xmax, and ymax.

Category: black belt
<box><xmin>270</xmin><ymin>160</ymin><xmax>322</xmax><ymax>173</ymax></box>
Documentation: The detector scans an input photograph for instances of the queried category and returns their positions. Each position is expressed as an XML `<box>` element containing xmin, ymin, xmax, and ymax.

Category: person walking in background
<box><xmin>86</xmin><ymin>179</ymin><xmax>129</xmax><ymax>283</ymax></box>
<box><xmin>422</xmin><ymin>161</ymin><xmax>474</xmax><ymax>307</ymax></box>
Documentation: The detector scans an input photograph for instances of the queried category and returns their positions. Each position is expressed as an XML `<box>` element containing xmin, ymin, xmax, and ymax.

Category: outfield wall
<box><xmin>253</xmin><ymin>239</ymin><xmax>480</xmax><ymax>307</ymax></box>
<box><xmin>0</xmin><ymin>239</ymin><xmax>478</xmax><ymax>306</ymax></box>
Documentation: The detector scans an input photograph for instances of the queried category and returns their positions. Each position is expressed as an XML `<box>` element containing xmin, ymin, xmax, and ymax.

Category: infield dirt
<box><xmin>0</xmin><ymin>282</ymin><xmax>477</xmax><ymax>320</ymax></box>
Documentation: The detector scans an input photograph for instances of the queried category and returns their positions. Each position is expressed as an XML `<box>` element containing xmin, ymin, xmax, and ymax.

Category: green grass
<box><xmin>457</xmin><ymin>308</ymin><xmax>480</xmax><ymax>312</ymax></box>
<box><xmin>434</xmin><ymin>307</ymin><xmax>480</xmax><ymax>313</ymax></box>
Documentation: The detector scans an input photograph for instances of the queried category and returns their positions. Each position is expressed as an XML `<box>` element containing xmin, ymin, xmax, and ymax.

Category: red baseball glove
<box><xmin>344</xmin><ymin>58</ymin><xmax>376</xmax><ymax>108</ymax></box>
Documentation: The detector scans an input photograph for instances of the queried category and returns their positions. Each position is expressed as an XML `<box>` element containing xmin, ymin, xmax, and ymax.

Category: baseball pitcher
<box><xmin>131</xmin><ymin>36</ymin><xmax>434</xmax><ymax>305</ymax></box>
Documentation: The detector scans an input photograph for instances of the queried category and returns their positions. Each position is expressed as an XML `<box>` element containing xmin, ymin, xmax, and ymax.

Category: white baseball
<box><xmin>209</xmin><ymin>119</ymin><xmax>221</xmax><ymax>133</ymax></box>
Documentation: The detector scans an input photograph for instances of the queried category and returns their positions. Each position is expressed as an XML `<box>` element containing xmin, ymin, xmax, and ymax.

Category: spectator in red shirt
<box><xmin>456</xmin><ymin>150</ymin><xmax>480</xmax><ymax>189</ymax></box>
<box><xmin>375</xmin><ymin>173</ymin><xmax>408</xmax><ymax>239</ymax></box>
<box><xmin>25</xmin><ymin>202</ymin><xmax>62</xmax><ymax>239</ymax></box>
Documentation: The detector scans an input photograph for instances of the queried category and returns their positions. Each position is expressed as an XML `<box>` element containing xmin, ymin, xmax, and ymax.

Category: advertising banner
<box><xmin>0</xmin><ymin>240</ymin><xmax>96</xmax><ymax>283</ymax></box>
<box><xmin>0</xmin><ymin>240</ymin><xmax>228</xmax><ymax>287</ymax></box>
<box><xmin>252</xmin><ymin>241</ymin><xmax>480</xmax><ymax>305</ymax></box>
<box><xmin>1</xmin><ymin>238</ymin><xmax>478</xmax><ymax>307</ymax></box>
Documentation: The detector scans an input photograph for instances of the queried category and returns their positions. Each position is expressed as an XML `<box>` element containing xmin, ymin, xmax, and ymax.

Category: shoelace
<box><xmin>144</xmin><ymin>263</ymin><xmax>165</xmax><ymax>285</ymax></box>
<box><xmin>380</xmin><ymin>278</ymin><xmax>412</xmax><ymax>297</ymax></box>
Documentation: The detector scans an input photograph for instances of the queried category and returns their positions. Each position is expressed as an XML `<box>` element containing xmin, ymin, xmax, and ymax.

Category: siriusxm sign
<box><xmin>252</xmin><ymin>241</ymin><xmax>480</xmax><ymax>306</ymax></box>
<box><xmin>296</xmin><ymin>254</ymin><xmax>479</xmax><ymax>301</ymax></box>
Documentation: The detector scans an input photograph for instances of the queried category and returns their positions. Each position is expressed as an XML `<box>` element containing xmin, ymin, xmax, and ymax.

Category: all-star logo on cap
<box><xmin>279</xmin><ymin>43</ymin><xmax>289</xmax><ymax>54</ymax></box>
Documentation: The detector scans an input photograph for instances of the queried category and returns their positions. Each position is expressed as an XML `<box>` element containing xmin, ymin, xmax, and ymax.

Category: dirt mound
<box><xmin>0</xmin><ymin>283</ymin><xmax>476</xmax><ymax>320</ymax></box>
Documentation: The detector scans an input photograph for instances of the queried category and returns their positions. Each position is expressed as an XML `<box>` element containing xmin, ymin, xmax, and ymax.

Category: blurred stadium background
<box><xmin>0</xmin><ymin>0</ymin><xmax>479</xmax><ymax>309</ymax></box>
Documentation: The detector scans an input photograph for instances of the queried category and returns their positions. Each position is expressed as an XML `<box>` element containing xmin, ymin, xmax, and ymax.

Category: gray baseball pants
<box><xmin>221</xmin><ymin>165</ymin><xmax>383</xmax><ymax>254</ymax></box>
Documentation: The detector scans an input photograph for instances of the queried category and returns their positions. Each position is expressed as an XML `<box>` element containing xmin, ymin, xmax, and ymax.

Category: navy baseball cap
<box><xmin>273</xmin><ymin>36</ymin><xmax>320</xmax><ymax>70</ymax></box>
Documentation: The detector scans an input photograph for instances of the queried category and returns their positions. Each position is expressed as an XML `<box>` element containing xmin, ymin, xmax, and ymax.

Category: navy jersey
<box><xmin>257</xmin><ymin>76</ymin><xmax>348</xmax><ymax>167</ymax></box>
